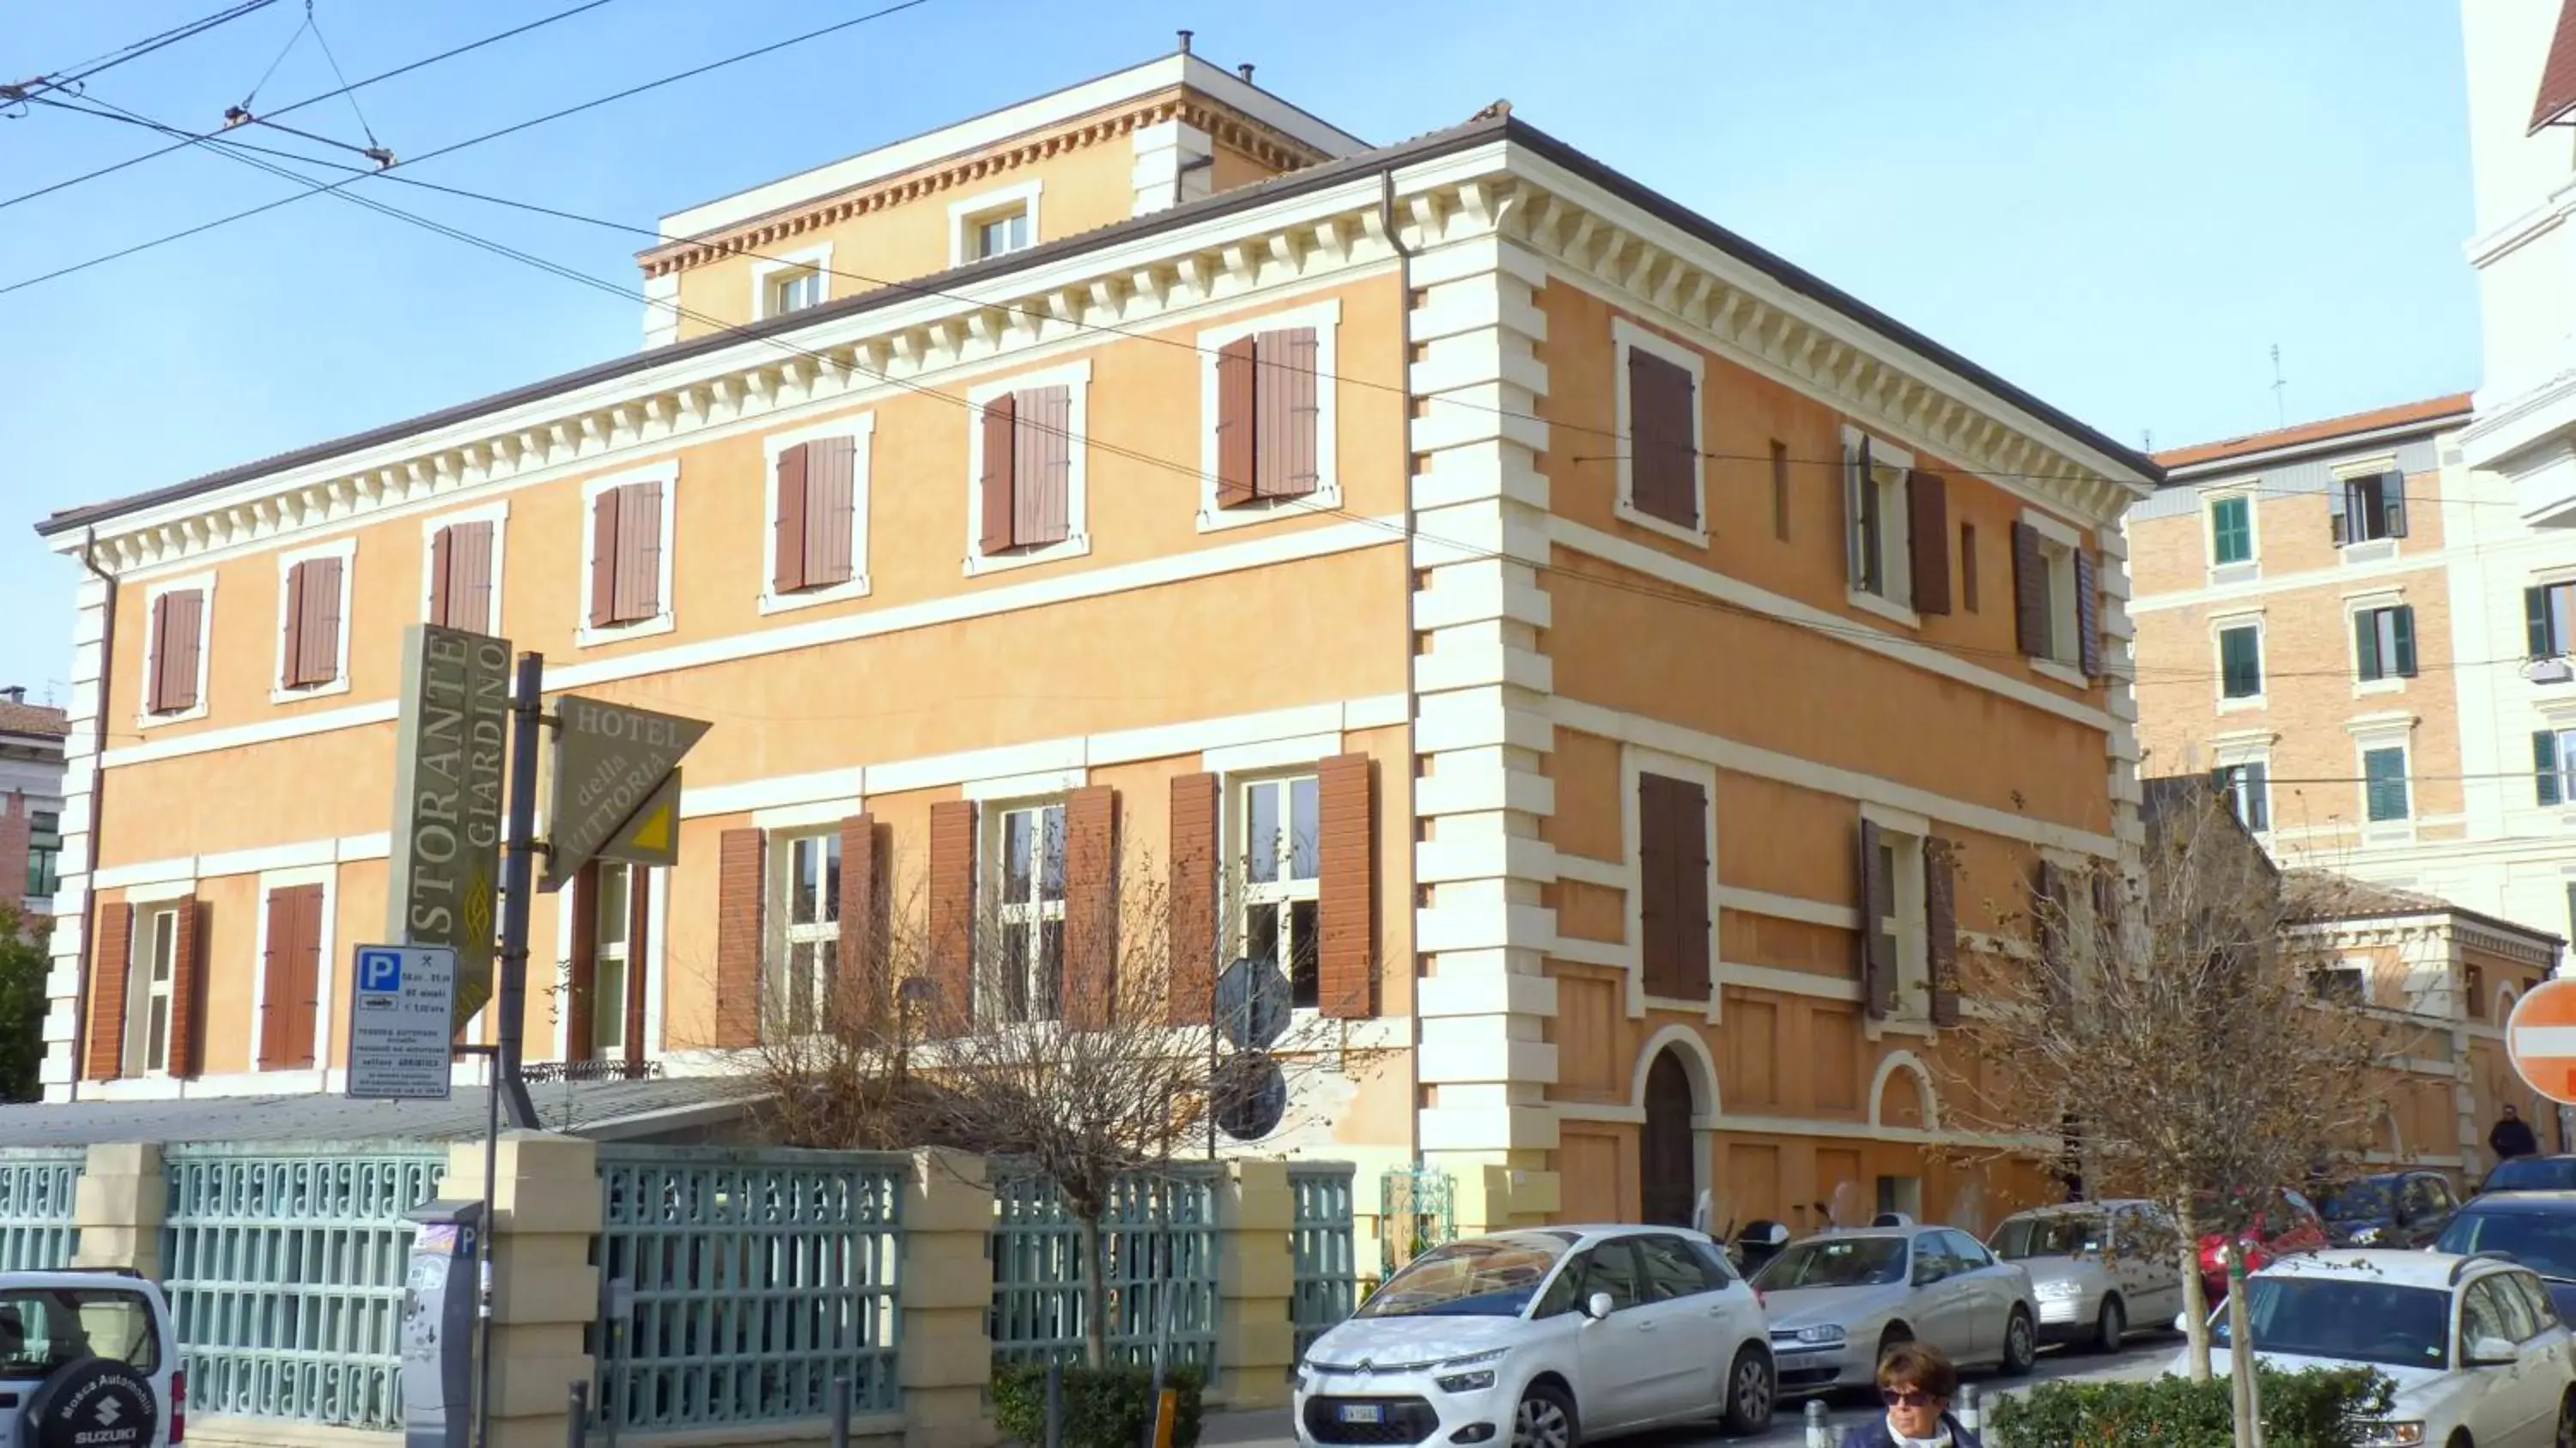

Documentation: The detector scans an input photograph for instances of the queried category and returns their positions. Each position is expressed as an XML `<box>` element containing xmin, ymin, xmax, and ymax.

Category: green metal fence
<box><xmin>989</xmin><ymin>1166</ymin><xmax>1218</xmax><ymax>1369</ymax></box>
<box><xmin>161</xmin><ymin>1142</ymin><xmax>447</xmax><ymax>1431</ymax></box>
<box><xmin>1288</xmin><ymin>1165</ymin><xmax>1356</xmax><ymax>1359</ymax></box>
<box><xmin>0</xmin><ymin>1148</ymin><xmax>82</xmax><ymax>1271</ymax></box>
<box><xmin>593</xmin><ymin>1146</ymin><xmax>905</xmax><ymax>1431</ymax></box>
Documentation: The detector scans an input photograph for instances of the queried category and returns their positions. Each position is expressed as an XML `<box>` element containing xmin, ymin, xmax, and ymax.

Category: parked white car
<box><xmin>1295</xmin><ymin>1226</ymin><xmax>1774</xmax><ymax>1448</ymax></box>
<box><xmin>1989</xmin><ymin>1200</ymin><xmax>2185</xmax><ymax>1353</ymax></box>
<box><xmin>0</xmin><ymin>1269</ymin><xmax>179</xmax><ymax>1448</ymax></box>
<box><xmin>2174</xmin><ymin>1250</ymin><xmax>2576</xmax><ymax>1447</ymax></box>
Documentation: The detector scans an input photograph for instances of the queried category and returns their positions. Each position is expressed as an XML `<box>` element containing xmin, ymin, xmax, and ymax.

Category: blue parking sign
<box><xmin>358</xmin><ymin>948</ymin><xmax>404</xmax><ymax>994</ymax></box>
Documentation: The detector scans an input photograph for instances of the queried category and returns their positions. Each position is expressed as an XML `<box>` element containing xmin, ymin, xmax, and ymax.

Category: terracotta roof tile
<box><xmin>2154</xmin><ymin>392</ymin><xmax>2474</xmax><ymax>472</ymax></box>
<box><xmin>0</xmin><ymin>702</ymin><xmax>67</xmax><ymax>739</ymax></box>
<box><xmin>2536</xmin><ymin>0</ymin><xmax>2576</xmax><ymax>133</ymax></box>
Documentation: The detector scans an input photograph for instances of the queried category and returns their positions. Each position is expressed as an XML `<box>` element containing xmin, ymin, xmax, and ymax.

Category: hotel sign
<box><xmin>386</xmin><ymin>624</ymin><xmax>510</xmax><ymax>1028</ymax></box>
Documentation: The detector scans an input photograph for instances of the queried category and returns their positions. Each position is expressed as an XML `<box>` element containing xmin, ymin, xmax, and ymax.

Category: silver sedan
<box><xmin>1749</xmin><ymin>1225</ymin><xmax>2039</xmax><ymax>1396</ymax></box>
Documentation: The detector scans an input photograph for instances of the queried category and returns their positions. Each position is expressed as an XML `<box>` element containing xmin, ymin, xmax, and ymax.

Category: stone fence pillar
<box><xmin>71</xmin><ymin>1141</ymin><xmax>163</xmax><ymax>1278</ymax></box>
<box><xmin>900</xmin><ymin>1147</ymin><xmax>997</xmax><ymax>1448</ymax></box>
<box><xmin>1215</xmin><ymin>1160</ymin><xmax>1295</xmax><ymax>1409</ymax></box>
<box><xmin>443</xmin><ymin>1130</ymin><xmax>598</xmax><ymax>1448</ymax></box>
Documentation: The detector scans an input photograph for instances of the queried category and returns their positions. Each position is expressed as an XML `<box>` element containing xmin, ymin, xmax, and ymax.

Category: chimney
<box><xmin>0</xmin><ymin>687</ymin><xmax>23</xmax><ymax>704</ymax></box>
<box><xmin>1176</xmin><ymin>29</ymin><xmax>1192</xmax><ymax>54</ymax></box>
<box><xmin>1237</xmin><ymin>63</ymin><xmax>1255</xmax><ymax>82</ymax></box>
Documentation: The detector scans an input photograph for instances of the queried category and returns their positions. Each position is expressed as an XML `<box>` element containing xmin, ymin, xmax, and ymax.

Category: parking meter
<box><xmin>401</xmin><ymin>1198</ymin><xmax>485</xmax><ymax>1448</ymax></box>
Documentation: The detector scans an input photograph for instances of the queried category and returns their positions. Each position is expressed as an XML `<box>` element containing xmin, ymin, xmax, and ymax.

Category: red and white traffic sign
<box><xmin>2507</xmin><ymin>978</ymin><xmax>2576</xmax><ymax>1105</ymax></box>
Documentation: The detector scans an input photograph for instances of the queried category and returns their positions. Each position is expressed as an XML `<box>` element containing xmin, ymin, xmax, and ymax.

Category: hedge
<box><xmin>1988</xmin><ymin>1366</ymin><xmax>2392</xmax><ymax>1448</ymax></box>
<box><xmin>993</xmin><ymin>1361</ymin><xmax>1206</xmax><ymax>1448</ymax></box>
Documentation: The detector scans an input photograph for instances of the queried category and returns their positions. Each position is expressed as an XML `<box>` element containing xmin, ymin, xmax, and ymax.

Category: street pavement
<box><xmin>1201</xmin><ymin>1337</ymin><xmax>2177</xmax><ymax>1448</ymax></box>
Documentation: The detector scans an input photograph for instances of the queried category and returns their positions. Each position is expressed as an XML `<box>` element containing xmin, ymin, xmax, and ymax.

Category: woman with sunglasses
<box><xmin>1841</xmin><ymin>1342</ymin><xmax>1983</xmax><ymax>1447</ymax></box>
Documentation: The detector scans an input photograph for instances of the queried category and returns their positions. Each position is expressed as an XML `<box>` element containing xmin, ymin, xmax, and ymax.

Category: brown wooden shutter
<box><xmin>165</xmin><ymin>588</ymin><xmax>203</xmax><ymax>712</ymax></box>
<box><xmin>714</xmin><ymin>830</ymin><xmax>764</xmax><ymax>1048</ymax></box>
<box><xmin>1317</xmin><ymin>754</ymin><xmax>1376</xmax><ymax>1019</ymax></box>
<box><xmin>1637</xmin><ymin>776</ymin><xmax>1674</xmax><ymax>995</ymax></box>
<box><xmin>807</xmin><ymin>434</ymin><xmax>858</xmax><ymax>587</ymax></box>
<box><xmin>1857</xmin><ymin>818</ymin><xmax>1893</xmax><ymax>1019</ymax></box>
<box><xmin>168</xmin><ymin>895</ymin><xmax>204</xmax><ymax>1078</ymax></box>
<box><xmin>568</xmin><ymin>863</ymin><xmax>598</xmax><ymax>1062</ymax></box>
<box><xmin>260</xmin><ymin>885</ymin><xmax>322</xmax><ymax>1070</ymax></box>
<box><xmin>1281</xmin><ymin>327</ymin><xmax>1321</xmax><ymax>499</ymax></box>
<box><xmin>611</xmin><ymin>481</ymin><xmax>664</xmax><ymax>624</ymax></box>
<box><xmin>2011</xmin><ymin>520</ymin><xmax>2047</xmax><ymax>658</ymax></box>
<box><xmin>1926</xmin><ymin>842</ymin><xmax>1959</xmax><ymax>1028</ymax></box>
<box><xmin>927</xmin><ymin>801</ymin><xmax>977</xmax><ymax>1033</ymax></box>
<box><xmin>839</xmin><ymin>814</ymin><xmax>884</xmax><ymax>1030</ymax></box>
<box><xmin>1168</xmin><ymin>772</ymin><xmax>1218</xmax><ymax>1025</ymax></box>
<box><xmin>979</xmin><ymin>393</ymin><xmax>1018</xmax><ymax>554</ymax></box>
<box><xmin>86</xmin><ymin>905</ymin><xmax>132</xmax><ymax>1080</ymax></box>
<box><xmin>428</xmin><ymin>525</ymin><xmax>453</xmax><ymax>630</ymax></box>
<box><xmin>147</xmin><ymin>595</ymin><xmax>175</xmax><ymax>714</ymax></box>
<box><xmin>1907</xmin><ymin>470</ymin><xmax>1951</xmax><ymax>616</ymax></box>
<box><xmin>774</xmin><ymin>442</ymin><xmax>810</xmax><ymax>593</ymax></box>
<box><xmin>1014</xmin><ymin>386</ymin><xmax>1072</xmax><ymax>547</ymax></box>
<box><xmin>1062</xmin><ymin>786</ymin><xmax>1119</xmax><ymax>1028</ymax></box>
<box><xmin>589</xmin><ymin>487</ymin><xmax>621</xmax><ymax>627</ymax></box>
<box><xmin>1627</xmin><ymin>349</ymin><xmax>1697</xmax><ymax>531</ymax></box>
<box><xmin>295</xmin><ymin>555</ymin><xmax>343</xmax><ymax>686</ymax></box>
<box><xmin>1216</xmin><ymin>337</ymin><xmax>1257</xmax><ymax>508</ymax></box>
<box><xmin>1674</xmin><ymin>777</ymin><xmax>1710</xmax><ymax>1001</ymax></box>
<box><xmin>281</xmin><ymin>563</ymin><xmax>308</xmax><ymax>688</ymax></box>
<box><xmin>2075</xmin><ymin>548</ymin><xmax>2102</xmax><ymax>679</ymax></box>
<box><xmin>451</xmin><ymin>520</ymin><xmax>495</xmax><ymax>635</ymax></box>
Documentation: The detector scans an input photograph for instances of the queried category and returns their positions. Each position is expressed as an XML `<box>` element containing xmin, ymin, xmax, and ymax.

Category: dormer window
<box><xmin>752</xmin><ymin>246</ymin><xmax>831</xmax><ymax>320</ymax></box>
<box><xmin>951</xmin><ymin>182</ymin><xmax>1042</xmax><ymax>265</ymax></box>
<box><xmin>768</xmin><ymin>268</ymin><xmax>823</xmax><ymax>316</ymax></box>
<box><xmin>972</xmin><ymin>210</ymin><xmax>1030</xmax><ymax>259</ymax></box>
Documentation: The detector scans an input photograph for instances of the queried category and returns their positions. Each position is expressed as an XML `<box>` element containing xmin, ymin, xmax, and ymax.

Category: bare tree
<box><xmin>1941</xmin><ymin>782</ymin><xmax>2416</xmax><ymax>1445</ymax></box>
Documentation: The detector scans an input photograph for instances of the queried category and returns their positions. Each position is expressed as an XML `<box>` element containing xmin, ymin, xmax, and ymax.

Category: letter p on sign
<box><xmin>2508</xmin><ymin>978</ymin><xmax>2576</xmax><ymax>1105</ymax></box>
<box><xmin>359</xmin><ymin>948</ymin><xmax>404</xmax><ymax>995</ymax></box>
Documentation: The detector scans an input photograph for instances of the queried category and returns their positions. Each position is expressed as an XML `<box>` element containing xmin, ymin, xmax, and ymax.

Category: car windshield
<box><xmin>2438</xmin><ymin>1210</ymin><xmax>2576</xmax><ymax>1281</ymax></box>
<box><xmin>2485</xmin><ymin>1158</ymin><xmax>2576</xmax><ymax>1193</ymax></box>
<box><xmin>2210</xmin><ymin>1277</ymin><xmax>2448</xmax><ymax>1371</ymax></box>
<box><xmin>2320</xmin><ymin>1183</ymin><xmax>2393</xmax><ymax>1221</ymax></box>
<box><xmin>1990</xmin><ymin>1214</ymin><xmax>2101</xmax><ymax>1261</ymax></box>
<box><xmin>0</xmin><ymin>1287</ymin><xmax>159</xmax><ymax>1381</ymax></box>
<box><xmin>1753</xmin><ymin>1237</ymin><xmax>1908</xmax><ymax>1290</ymax></box>
<box><xmin>1357</xmin><ymin>1233</ymin><xmax>1571</xmax><ymax>1319</ymax></box>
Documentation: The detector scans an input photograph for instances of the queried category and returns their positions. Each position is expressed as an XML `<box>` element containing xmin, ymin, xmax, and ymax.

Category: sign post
<box><xmin>346</xmin><ymin>945</ymin><xmax>459</xmax><ymax>1100</ymax></box>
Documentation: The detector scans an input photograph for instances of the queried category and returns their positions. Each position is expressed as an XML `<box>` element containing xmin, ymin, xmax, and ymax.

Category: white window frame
<box><xmin>1611</xmin><ymin>316</ymin><xmax>1710</xmax><ymax>549</ymax></box>
<box><xmin>765</xmin><ymin>828</ymin><xmax>844</xmax><ymax>1037</ymax></box>
<box><xmin>2348</xmin><ymin>714</ymin><xmax>2419</xmax><ymax>842</ymax></box>
<box><xmin>963</xmin><ymin>359</ymin><xmax>1092</xmax><ymax>577</ymax></box>
<box><xmin>2204</xmin><ymin>485</ymin><xmax>2260</xmax><ymax>578</ymax></box>
<box><xmin>137</xmin><ymin>571</ymin><xmax>216</xmax><ymax>729</ymax></box>
<box><xmin>2541</xmin><ymin>714</ymin><xmax>2576</xmax><ymax>810</ymax></box>
<box><xmin>576</xmin><ymin>460</ymin><xmax>681</xmax><ymax>647</ymax></box>
<box><xmin>419</xmin><ymin>501</ymin><xmax>509</xmax><ymax>635</ymax></box>
<box><xmin>2211</xmin><ymin>733</ymin><xmax>2275</xmax><ymax>836</ymax></box>
<box><xmin>762</xmin><ymin>414</ymin><xmax>877</xmax><ymax>614</ymax></box>
<box><xmin>2344</xmin><ymin>587</ymin><xmax>2412</xmax><ymax>698</ymax></box>
<box><xmin>270</xmin><ymin>537</ymin><xmax>357</xmax><ymax>704</ymax></box>
<box><xmin>980</xmin><ymin>797</ymin><xmax>1067</xmax><ymax>1025</ymax></box>
<box><xmin>2020</xmin><ymin>508</ymin><xmax>2087</xmax><ymax>688</ymax></box>
<box><xmin>124</xmin><ymin>900</ymin><xmax>182</xmax><ymax>1079</ymax></box>
<box><xmin>1195</xmin><ymin>298</ymin><xmax>1345</xmax><ymax>532</ymax></box>
<box><xmin>1861</xmin><ymin>802</ymin><xmax>1933</xmax><ymax>1028</ymax></box>
<box><xmin>1234</xmin><ymin>771</ymin><xmax>1324</xmax><ymax>1010</ymax></box>
<box><xmin>949</xmin><ymin>181</ymin><xmax>1042</xmax><ymax>266</ymax></box>
<box><xmin>2333</xmin><ymin>455</ymin><xmax>2404</xmax><ymax>562</ymax></box>
<box><xmin>2212</xmin><ymin>611</ymin><xmax>2268</xmax><ymax>714</ymax></box>
<box><xmin>591</xmin><ymin>861</ymin><xmax>636</xmax><ymax>1060</ymax></box>
<box><xmin>751</xmin><ymin>244</ymin><xmax>833</xmax><ymax>320</ymax></box>
<box><xmin>250</xmin><ymin>864</ymin><xmax>338</xmax><ymax>1080</ymax></box>
<box><xmin>1619</xmin><ymin>746</ymin><xmax>1722</xmax><ymax>1023</ymax></box>
<box><xmin>1841</xmin><ymin>425</ymin><xmax>1917</xmax><ymax>628</ymax></box>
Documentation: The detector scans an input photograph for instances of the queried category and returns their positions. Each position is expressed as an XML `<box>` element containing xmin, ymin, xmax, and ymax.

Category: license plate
<box><xmin>1340</xmin><ymin>1405</ymin><xmax>1385</xmax><ymax>1425</ymax></box>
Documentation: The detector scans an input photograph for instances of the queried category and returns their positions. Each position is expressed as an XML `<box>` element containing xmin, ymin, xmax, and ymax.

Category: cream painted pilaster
<box><xmin>43</xmin><ymin>572</ymin><xmax>106</xmax><ymax>1100</ymax></box>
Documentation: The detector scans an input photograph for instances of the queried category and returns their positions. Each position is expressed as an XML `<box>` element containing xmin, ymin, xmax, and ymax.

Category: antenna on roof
<box><xmin>1176</xmin><ymin>29</ymin><xmax>1192</xmax><ymax>54</ymax></box>
<box><xmin>1237</xmin><ymin>63</ymin><xmax>1255</xmax><ymax>82</ymax></box>
<box><xmin>2270</xmin><ymin>344</ymin><xmax>2287</xmax><ymax>429</ymax></box>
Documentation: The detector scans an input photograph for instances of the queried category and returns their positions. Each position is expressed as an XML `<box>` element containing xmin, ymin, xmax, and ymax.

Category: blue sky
<box><xmin>0</xmin><ymin>0</ymin><xmax>2477</xmax><ymax>701</ymax></box>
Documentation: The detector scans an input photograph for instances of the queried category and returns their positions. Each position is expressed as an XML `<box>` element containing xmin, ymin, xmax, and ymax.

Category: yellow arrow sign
<box><xmin>593</xmin><ymin>770</ymin><xmax>683</xmax><ymax>873</ymax></box>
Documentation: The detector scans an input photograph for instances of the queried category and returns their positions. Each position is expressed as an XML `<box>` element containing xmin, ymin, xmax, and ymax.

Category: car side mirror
<box><xmin>1583</xmin><ymin>1292</ymin><xmax>1615</xmax><ymax>1322</ymax></box>
<box><xmin>2469</xmin><ymin>1335</ymin><xmax>2519</xmax><ymax>1367</ymax></box>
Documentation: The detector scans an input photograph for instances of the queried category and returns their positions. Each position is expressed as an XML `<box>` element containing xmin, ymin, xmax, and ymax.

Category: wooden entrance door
<box><xmin>1642</xmin><ymin>1049</ymin><xmax>1697</xmax><ymax>1226</ymax></box>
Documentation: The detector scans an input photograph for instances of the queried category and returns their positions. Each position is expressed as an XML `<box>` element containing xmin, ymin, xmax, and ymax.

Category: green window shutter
<box><xmin>2364</xmin><ymin>748</ymin><xmax>2409</xmax><ymax>822</ymax></box>
<box><xmin>2540</xmin><ymin>731</ymin><xmax>2565</xmax><ymax>808</ymax></box>
<box><xmin>2354</xmin><ymin>610</ymin><xmax>2381</xmax><ymax>682</ymax></box>
<box><xmin>2211</xmin><ymin>497</ymin><xmax>2251</xmax><ymax>565</ymax></box>
<box><xmin>2530</xmin><ymin>587</ymin><xmax>2555</xmax><ymax>660</ymax></box>
<box><xmin>2221</xmin><ymin>627</ymin><xmax>2262</xmax><ymax>698</ymax></box>
<box><xmin>2391</xmin><ymin>605</ymin><xmax>2417</xmax><ymax>677</ymax></box>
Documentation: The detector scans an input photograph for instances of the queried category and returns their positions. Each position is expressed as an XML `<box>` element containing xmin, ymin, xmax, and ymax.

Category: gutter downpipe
<box><xmin>69</xmin><ymin>527</ymin><xmax>117</xmax><ymax>1102</ymax></box>
<box><xmin>1380</xmin><ymin>169</ymin><xmax>1421</xmax><ymax>1175</ymax></box>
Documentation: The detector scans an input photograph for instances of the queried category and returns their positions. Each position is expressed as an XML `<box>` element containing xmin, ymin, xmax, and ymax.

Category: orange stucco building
<box><xmin>33</xmin><ymin>49</ymin><xmax>2156</xmax><ymax>1241</ymax></box>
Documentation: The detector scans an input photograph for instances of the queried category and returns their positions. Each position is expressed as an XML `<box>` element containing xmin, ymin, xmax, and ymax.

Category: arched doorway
<box><xmin>1641</xmin><ymin>1049</ymin><xmax>1696</xmax><ymax>1226</ymax></box>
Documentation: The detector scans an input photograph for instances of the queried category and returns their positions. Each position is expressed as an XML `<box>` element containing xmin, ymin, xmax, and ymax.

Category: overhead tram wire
<box><xmin>0</xmin><ymin>0</ymin><xmax>626</xmax><ymax>214</ymax></box>
<box><xmin>31</xmin><ymin>88</ymin><xmax>2540</xmax><ymax>696</ymax></box>
<box><xmin>4</xmin><ymin>1</ymin><xmax>281</xmax><ymax>106</ymax></box>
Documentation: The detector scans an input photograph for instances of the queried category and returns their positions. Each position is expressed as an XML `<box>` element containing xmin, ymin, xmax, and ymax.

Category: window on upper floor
<box><xmin>2363</xmin><ymin>745</ymin><xmax>2412</xmax><ymax>823</ymax></box>
<box><xmin>128</xmin><ymin>904</ymin><xmax>179</xmax><ymax>1077</ymax></box>
<box><xmin>969</xmin><ymin>363</ymin><xmax>1090</xmax><ymax>574</ymax></box>
<box><xmin>767</xmin><ymin>266</ymin><xmax>824</xmax><ymax>318</ymax></box>
<box><xmin>1615</xmin><ymin>321</ymin><xmax>1705</xmax><ymax>540</ymax></box>
<box><xmin>762</xmin><ymin>831</ymin><xmax>841</xmax><ymax>1037</ymax></box>
<box><xmin>27</xmin><ymin>811</ymin><xmax>58</xmax><ymax>898</ymax></box>
<box><xmin>2312</xmin><ymin>965</ymin><xmax>2367</xmax><ymax>1005</ymax></box>
<box><xmin>1844</xmin><ymin>434</ymin><xmax>1941</xmax><ymax>620</ymax></box>
<box><xmin>2218</xmin><ymin>624</ymin><xmax>2264</xmax><ymax>703</ymax></box>
<box><xmin>2354</xmin><ymin>604</ymin><xmax>2419</xmax><ymax>684</ymax></box>
<box><xmin>275</xmin><ymin>544</ymin><xmax>352</xmax><ymax>697</ymax></box>
<box><xmin>2013</xmin><ymin>516</ymin><xmax>2093</xmax><ymax>678</ymax></box>
<box><xmin>2214</xmin><ymin>760</ymin><xmax>2271</xmax><ymax>833</ymax></box>
<box><xmin>427</xmin><ymin>516</ymin><xmax>499</xmax><ymax>634</ymax></box>
<box><xmin>2528</xmin><ymin>582</ymin><xmax>2575</xmax><ymax>662</ymax></box>
<box><xmin>1212</xmin><ymin>325</ymin><xmax>1324</xmax><ymax>519</ymax></box>
<box><xmin>2208</xmin><ymin>494</ymin><xmax>2255</xmax><ymax>567</ymax></box>
<box><xmin>1636</xmin><ymin>771</ymin><xmax>1711</xmax><ymax>1003</ymax></box>
<box><xmin>1858</xmin><ymin>818</ymin><xmax>1955</xmax><ymax>1025</ymax></box>
<box><xmin>769</xmin><ymin>422</ymin><xmax>872</xmax><ymax>605</ymax></box>
<box><xmin>1240</xmin><ymin>775</ymin><xmax>1321</xmax><ymax>1010</ymax></box>
<box><xmin>981</xmin><ymin>800</ymin><xmax>1066</xmax><ymax>1025</ymax></box>
<box><xmin>952</xmin><ymin>184</ymin><xmax>1040</xmax><ymax>265</ymax></box>
<box><xmin>582</xmin><ymin>466</ymin><xmax>676</xmax><ymax>639</ymax></box>
<box><xmin>2331</xmin><ymin>470</ymin><xmax>2408</xmax><ymax>548</ymax></box>
<box><xmin>143</xmin><ymin>583</ymin><xmax>209</xmax><ymax>720</ymax></box>
<box><xmin>2533</xmin><ymin>727</ymin><xmax>2576</xmax><ymax>808</ymax></box>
